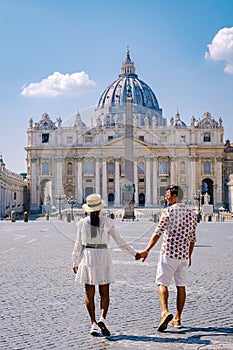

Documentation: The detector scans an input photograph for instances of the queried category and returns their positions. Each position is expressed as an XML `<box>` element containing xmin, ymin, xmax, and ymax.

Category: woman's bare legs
<box><xmin>99</xmin><ymin>284</ymin><xmax>110</xmax><ymax>319</ymax></box>
<box><xmin>85</xmin><ymin>284</ymin><xmax>96</xmax><ymax>324</ymax></box>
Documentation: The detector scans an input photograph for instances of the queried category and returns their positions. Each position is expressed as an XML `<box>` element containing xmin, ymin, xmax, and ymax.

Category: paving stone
<box><xmin>0</xmin><ymin>220</ymin><xmax>232</xmax><ymax>349</ymax></box>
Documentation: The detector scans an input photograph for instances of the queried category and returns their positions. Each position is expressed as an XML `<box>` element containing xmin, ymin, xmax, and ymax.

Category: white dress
<box><xmin>72</xmin><ymin>216</ymin><xmax>136</xmax><ymax>285</ymax></box>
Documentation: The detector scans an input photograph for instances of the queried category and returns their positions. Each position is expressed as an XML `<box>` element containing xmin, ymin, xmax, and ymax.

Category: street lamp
<box><xmin>68</xmin><ymin>196</ymin><xmax>76</xmax><ymax>221</ymax></box>
<box><xmin>55</xmin><ymin>194</ymin><xmax>66</xmax><ymax>220</ymax></box>
<box><xmin>193</xmin><ymin>189</ymin><xmax>202</xmax><ymax>222</ymax></box>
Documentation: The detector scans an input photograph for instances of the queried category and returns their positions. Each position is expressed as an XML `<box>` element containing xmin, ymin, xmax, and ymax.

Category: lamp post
<box><xmin>68</xmin><ymin>196</ymin><xmax>76</xmax><ymax>221</ymax></box>
<box><xmin>55</xmin><ymin>194</ymin><xmax>66</xmax><ymax>220</ymax></box>
<box><xmin>193</xmin><ymin>189</ymin><xmax>202</xmax><ymax>222</ymax></box>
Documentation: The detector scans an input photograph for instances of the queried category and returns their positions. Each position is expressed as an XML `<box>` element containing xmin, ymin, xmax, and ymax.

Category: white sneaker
<box><xmin>98</xmin><ymin>316</ymin><xmax>110</xmax><ymax>336</ymax></box>
<box><xmin>90</xmin><ymin>323</ymin><xmax>99</xmax><ymax>337</ymax></box>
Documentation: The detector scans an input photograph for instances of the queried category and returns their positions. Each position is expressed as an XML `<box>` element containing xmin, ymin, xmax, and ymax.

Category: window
<box><xmin>159</xmin><ymin>160</ymin><xmax>168</xmax><ymax>174</ymax></box>
<box><xmin>108</xmin><ymin>136</ymin><xmax>113</xmax><ymax>142</ymax></box>
<box><xmin>139</xmin><ymin>162</ymin><xmax>144</xmax><ymax>174</ymax></box>
<box><xmin>85</xmin><ymin>161</ymin><xmax>94</xmax><ymax>173</ymax></box>
<box><xmin>204</xmin><ymin>161</ymin><xmax>211</xmax><ymax>174</ymax></box>
<box><xmin>85</xmin><ymin>135</ymin><xmax>93</xmax><ymax>143</ymax></box>
<box><xmin>42</xmin><ymin>161</ymin><xmax>49</xmax><ymax>175</ymax></box>
<box><xmin>139</xmin><ymin>135</ymin><xmax>144</xmax><ymax>142</ymax></box>
<box><xmin>204</xmin><ymin>133</ymin><xmax>211</xmax><ymax>142</ymax></box>
<box><xmin>108</xmin><ymin>161</ymin><xmax>114</xmax><ymax>174</ymax></box>
<box><xmin>42</xmin><ymin>133</ymin><xmax>49</xmax><ymax>143</ymax></box>
<box><xmin>106</xmin><ymin>116</ymin><xmax>110</xmax><ymax>128</ymax></box>
<box><xmin>67</xmin><ymin>162</ymin><xmax>73</xmax><ymax>176</ymax></box>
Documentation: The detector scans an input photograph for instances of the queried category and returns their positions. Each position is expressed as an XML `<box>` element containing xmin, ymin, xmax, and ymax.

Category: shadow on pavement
<box><xmin>107</xmin><ymin>327</ymin><xmax>232</xmax><ymax>345</ymax></box>
<box><xmin>177</xmin><ymin>326</ymin><xmax>233</xmax><ymax>334</ymax></box>
<box><xmin>107</xmin><ymin>334</ymin><xmax>211</xmax><ymax>345</ymax></box>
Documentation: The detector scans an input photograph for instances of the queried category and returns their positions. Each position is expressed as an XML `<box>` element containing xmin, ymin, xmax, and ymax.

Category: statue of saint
<box><xmin>203</xmin><ymin>192</ymin><xmax>210</xmax><ymax>205</ymax></box>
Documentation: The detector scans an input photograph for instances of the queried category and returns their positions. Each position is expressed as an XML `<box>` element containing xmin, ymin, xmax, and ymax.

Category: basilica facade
<box><xmin>25</xmin><ymin>51</ymin><xmax>232</xmax><ymax>214</ymax></box>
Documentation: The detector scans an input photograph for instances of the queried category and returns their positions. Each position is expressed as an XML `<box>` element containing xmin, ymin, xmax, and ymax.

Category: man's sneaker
<box><xmin>90</xmin><ymin>323</ymin><xmax>99</xmax><ymax>337</ymax></box>
<box><xmin>169</xmin><ymin>319</ymin><xmax>182</xmax><ymax>328</ymax></box>
<box><xmin>157</xmin><ymin>311</ymin><xmax>173</xmax><ymax>332</ymax></box>
<box><xmin>98</xmin><ymin>316</ymin><xmax>111</xmax><ymax>336</ymax></box>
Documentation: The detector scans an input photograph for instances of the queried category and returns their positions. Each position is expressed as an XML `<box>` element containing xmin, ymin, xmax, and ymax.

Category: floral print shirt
<box><xmin>155</xmin><ymin>203</ymin><xmax>197</xmax><ymax>260</ymax></box>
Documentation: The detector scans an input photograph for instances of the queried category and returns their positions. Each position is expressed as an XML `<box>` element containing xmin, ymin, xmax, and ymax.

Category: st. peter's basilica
<box><xmin>25</xmin><ymin>50</ymin><xmax>233</xmax><ymax>215</ymax></box>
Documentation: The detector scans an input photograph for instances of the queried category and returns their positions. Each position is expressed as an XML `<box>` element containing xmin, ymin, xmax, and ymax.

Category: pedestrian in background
<box><xmin>72</xmin><ymin>193</ymin><xmax>137</xmax><ymax>337</ymax></box>
<box><xmin>136</xmin><ymin>185</ymin><xmax>197</xmax><ymax>331</ymax></box>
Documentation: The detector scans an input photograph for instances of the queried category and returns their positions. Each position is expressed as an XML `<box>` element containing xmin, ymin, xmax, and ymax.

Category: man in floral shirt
<box><xmin>136</xmin><ymin>185</ymin><xmax>197</xmax><ymax>331</ymax></box>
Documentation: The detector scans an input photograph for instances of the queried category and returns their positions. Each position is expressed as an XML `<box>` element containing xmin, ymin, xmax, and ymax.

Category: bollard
<box><xmin>24</xmin><ymin>211</ymin><xmax>28</xmax><ymax>222</ymax></box>
<box><xmin>11</xmin><ymin>211</ymin><xmax>16</xmax><ymax>222</ymax></box>
<box><xmin>46</xmin><ymin>212</ymin><xmax>49</xmax><ymax>221</ymax></box>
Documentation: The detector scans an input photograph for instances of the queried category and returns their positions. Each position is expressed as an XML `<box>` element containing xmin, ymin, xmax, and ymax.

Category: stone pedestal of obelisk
<box><xmin>123</xmin><ymin>79</ymin><xmax>135</xmax><ymax>220</ymax></box>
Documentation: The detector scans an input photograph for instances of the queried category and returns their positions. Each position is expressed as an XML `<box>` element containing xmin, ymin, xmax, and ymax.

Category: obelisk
<box><xmin>123</xmin><ymin>79</ymin><xmax>135</xmax><ymax>219</ymax></box>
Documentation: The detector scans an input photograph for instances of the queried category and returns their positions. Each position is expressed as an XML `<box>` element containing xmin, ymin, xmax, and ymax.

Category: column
<box><xmin>227</xmin><ymin>174</ymin><xmax>233</xmax><ymax>212</ymax></box>
<box><xmin>77</xmin><ymin>158</ymin><xmax>83</xmax><ymax>204</ymax></box>
<box><xmin>190</xmin><ymin>157</ymin><xmax>197</xmax><ymax>201</ymax></box>
<box><xmin>102</xmin><ymin>158</ymin><xmax>107</xmax><ymax>201</ymax></box>
<box><xmin>114</xmin><ymin>159</ymin><xmax>120</xmax><ymax>206</ymax></box>
<box><xmin>152</xmin><ymin>158</ymin><xmax>158</xmax><ymax>205</ymax></box>
<box><xmin>145</xmin><ymin>157</ymin><xmax>151</xmax><ymax>205</ymax></box>
<box><xmin>95</xmin><ymin>158</ymin><xmax>100</xmax><ymax>194</ymax></box>
<box><xmin>170</xmin><ymin>157</ymin><xmax>176</xmax><ymax>185</ymax></box>
<box><xmin>30</xmin><ymin>158</ymin><xmax>37</xmax><ymax>210</ymax></box>
<box><xmin>215</xmin><ymin>157</ymin><xmax>222</xmax><ymax>205</ymax></box>
<box><xmin>55</xmin><ymin>156</ymin><xmax>63</xmax><ymax>194</ymax></box>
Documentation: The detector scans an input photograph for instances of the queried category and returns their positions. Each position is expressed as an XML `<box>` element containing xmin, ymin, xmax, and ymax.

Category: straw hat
<box><xmin>82</xmin><ymin>193</ymin><xmax>105</xmax><ymax>213</ymax></box>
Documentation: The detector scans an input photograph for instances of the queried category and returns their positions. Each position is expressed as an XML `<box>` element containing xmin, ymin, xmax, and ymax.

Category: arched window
<box><xmin>42</xmin><ymin>161</ymin><xmax>49</xmax><ymax>175</ymax></box>
<box><xmin>85</xmin><ymin>160</ymin><xmax>94</xmax><ymax>173</ymax></box>
<box><xmin>204</xmin><ymin>133</ymin><xmax>211</xmax><ymax>142</ymax></box>
<box><xmin>67</xmin><ymin>162</ymin><xmax>73</xmax><ymax>176</ymax></box>
<box><xmin>159</xmin><ymin>160</ymin><xmax>167</xmax><ymax>174</ymax></box>
<box><xmin>139</xmin><ymin>162</ymin><xmax>145</xmax><ymax>174</ymax></box>
<box><xmin>108</xmin><ymin>161</ymin><xmax>114</xmax><ymax>174</ymax></box>
<box><xmin>204</xmin><ymin>161</ymin><xmax>211</xmax><ymax>174</ymax></box>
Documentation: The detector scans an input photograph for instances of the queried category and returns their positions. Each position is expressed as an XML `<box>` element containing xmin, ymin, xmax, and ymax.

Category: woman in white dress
<box><xmin>72</xmin><ymin>193</ymin><xmax>137</xmax><ymax>337</ymax></box>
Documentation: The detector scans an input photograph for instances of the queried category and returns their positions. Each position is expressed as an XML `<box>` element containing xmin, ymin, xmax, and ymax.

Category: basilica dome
<box><xmin>94</xmin><ymin>50</ymin><xmax>166</xmax><ymax>128</ymax></box>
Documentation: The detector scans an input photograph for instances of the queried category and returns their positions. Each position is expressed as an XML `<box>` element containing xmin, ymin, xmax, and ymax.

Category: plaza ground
<box><xmin>1</xmin><ymin>219</ymin><xmax>232</xmax><ymax>349</ymax></box>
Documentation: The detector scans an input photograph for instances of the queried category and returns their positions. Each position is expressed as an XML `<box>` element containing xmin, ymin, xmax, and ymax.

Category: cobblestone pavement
<box><xmin>1</xmin><ymin>219</ymin><xmax>233</xmax><ymax>350</ymax></box>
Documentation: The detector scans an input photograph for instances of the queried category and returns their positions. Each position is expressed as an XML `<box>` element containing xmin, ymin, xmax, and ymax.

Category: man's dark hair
<box><xmin>166</xmin><ymin>184</ymin><xmax>183</xmax><ymax>200</ymax></box>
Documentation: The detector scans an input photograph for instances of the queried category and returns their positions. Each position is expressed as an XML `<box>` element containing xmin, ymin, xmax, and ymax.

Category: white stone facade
<box><xmin>25</xmin><ymin>51</ymin><xmax>232</xmax><ymax>214</ymax></box>
<box><xmin>0</xmin><ymin>156</ymin><xmax>25</xmax><ymax>218</ymax></box>
<box><xmin>25</xmin><ymin>111</ymin><xmax>226</xmax><ymax>213</ymax></box>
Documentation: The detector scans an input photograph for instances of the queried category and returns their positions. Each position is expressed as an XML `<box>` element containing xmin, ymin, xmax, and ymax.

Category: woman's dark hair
<box><xmin>90</xmin><ymin>211</ymin><xmax>100</xmax><ymax>238</ymax></box>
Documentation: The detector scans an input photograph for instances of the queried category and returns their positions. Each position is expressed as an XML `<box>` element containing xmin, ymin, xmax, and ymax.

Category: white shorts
<box><xmin>156</xmin><ymin>253</ymin><xmax>189</xmax><ymax>287</ymax></box>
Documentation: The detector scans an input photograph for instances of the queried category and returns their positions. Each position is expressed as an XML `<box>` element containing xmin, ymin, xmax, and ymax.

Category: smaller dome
<box><xmin>170</xmin><ymin>112</ymin><xmax>186</xmax><ymax>127</ymax></box>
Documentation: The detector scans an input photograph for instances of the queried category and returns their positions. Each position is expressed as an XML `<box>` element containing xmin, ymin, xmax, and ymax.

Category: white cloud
<box><xmin>205</xmin><ymin>27</ymin><xmax>233</xmax><ymax>74</ymax></box>
<box><xmin>21</xmin><ymin>71</ymin><xmax>96</xmax><ymax>97</ymax></box>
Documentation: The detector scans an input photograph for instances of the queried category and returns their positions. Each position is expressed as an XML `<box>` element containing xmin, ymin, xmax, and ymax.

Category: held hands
<box><xmin>73</xmin><ymin>266</ymin><xmax>78</xmax><ymax>274</ymax></box>
<box><xmin>135</xmin><ymin>251</ymin><xmax>149</xmax><ymax>262</ymax></box>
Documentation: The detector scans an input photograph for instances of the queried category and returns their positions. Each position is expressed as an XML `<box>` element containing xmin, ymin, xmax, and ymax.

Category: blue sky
<box><xmin>0</xmin><ymin>0</ymin><xmax>233</xmax><ymax>173</ymax></box>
